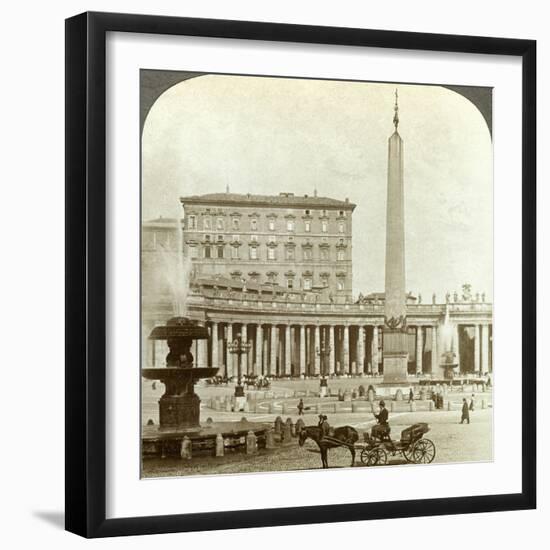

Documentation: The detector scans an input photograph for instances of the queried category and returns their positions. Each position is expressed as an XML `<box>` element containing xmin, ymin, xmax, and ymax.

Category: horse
<box><xmin>298</xmin><ymin>425</ymin><xmax>359</xmax><ymax>468</ymax></box>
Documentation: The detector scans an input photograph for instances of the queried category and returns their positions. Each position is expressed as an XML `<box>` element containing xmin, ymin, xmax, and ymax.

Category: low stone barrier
<box><xmin>215</xmin><ymin>433</ymin><xmax>224</xmax><ymax>457</ymax></box>
<box><xmin>246</xmin><ymin>431</ymin><xmax>258</xmax><ymax>455</ymax></box>
<box><xmin>180</xmin><ymin>436</ymin><xmax>192</xmax><ymax>459</ymax></box>
<box><xmin>265</xmin><ymin>428</ymin><xmax>276</xmax><ymax>449</ymax></box>
<box><xmin>282</xmin><ymin>421</ymin><xmax>293</xmax><ymax>446</ymax></box>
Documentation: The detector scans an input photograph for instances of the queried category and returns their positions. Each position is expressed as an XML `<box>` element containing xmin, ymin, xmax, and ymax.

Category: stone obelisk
<box><xmin>383</xmin><ymin>90</ymin><xmax>409</xmax><ymax>384</ymax></box>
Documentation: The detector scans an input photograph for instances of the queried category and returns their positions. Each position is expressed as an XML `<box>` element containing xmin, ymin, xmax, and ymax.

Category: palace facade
<box><xmin>141</xmin><ymin>192</ymin><xmax>493</xmax><ymax>379</ymax></box>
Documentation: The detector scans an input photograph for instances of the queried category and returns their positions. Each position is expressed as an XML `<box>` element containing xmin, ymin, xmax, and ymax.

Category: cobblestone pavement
<box><xmin>142</xmin><ymin>379</ymin><xmax>493</xmax><ymax>478</ymax></box>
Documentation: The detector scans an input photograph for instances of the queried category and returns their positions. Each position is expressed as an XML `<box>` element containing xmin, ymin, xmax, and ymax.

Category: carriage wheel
<box><xmin>361</xmin><ymin>448</ymin><xmax>387</xmax><ymax>466</ymax></box>
<box><xmin>412</xmin><ymin>438</ymin><xmax>436</xmax><ymax>464</ymax></box>
<box><xmin>402</xmin><ymin>447</ymin><xmax>414</xmax><ymax>463</ymax></box>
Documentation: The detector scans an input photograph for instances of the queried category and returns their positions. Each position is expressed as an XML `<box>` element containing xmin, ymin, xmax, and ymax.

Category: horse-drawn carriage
<box><xmin>298</xmin><ymin>422</ymin><xmax>436</xmax><ymax>468</ymax></box>
<box><xmin>358</xmin><ymin>422</ymin><xmax>436</xmax><ymax>466</ymax></box>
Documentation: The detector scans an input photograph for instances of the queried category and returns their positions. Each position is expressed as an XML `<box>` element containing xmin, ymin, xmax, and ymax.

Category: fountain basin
<box><xmin>142</xmin><ymin>420</ymin><xmax>269</xmax><ymax>458</ymax></box>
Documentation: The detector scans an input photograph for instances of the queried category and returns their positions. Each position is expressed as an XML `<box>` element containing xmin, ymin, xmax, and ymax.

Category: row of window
<box><xmin>202</xmin><ymin>234</ymin><xmax>347</xmax><ymax>245</ymax></box>
<box><xmin>187</xmin><ymin>215</ymin><xmax>347</xmax><ymax>234</ymax></box>
<box><xmin>192</xmin><ymin>245</ymin><xmax>347</xmax><ymax>261</ymax></box>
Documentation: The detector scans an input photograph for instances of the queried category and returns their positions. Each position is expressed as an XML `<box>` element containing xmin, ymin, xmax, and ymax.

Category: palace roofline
<box><xmin>179</xmin><ymin>192</ymin><xmax>356</xmax><ymax>210</ymax></box>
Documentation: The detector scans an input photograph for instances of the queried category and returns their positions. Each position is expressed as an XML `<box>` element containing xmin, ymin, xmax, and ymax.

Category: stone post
<box><xmin>416</xmin><ymin>326</ymin><xmax>423</xmax><ymax>375</ymax></box>
<box><xmin>180</xmin><ymin>436</ymin><xmax>192</xmax><ymax>459</ymax></box>
<box><xmin>282</xmin><ymin>420</ymin><xmax>292</xmax><ymax>446</ymax></box>
<box><xmin>265</xmin><ymin>428</ymin><xmax>276</xmax><ymax>449</ymax></box>
<box><xmin>215</xmin><ymin>433</ymin><xmax>224</xmax><ymax>457</ymax></box>
<box><xmin>299</xmin><ymin>324</ymin><xmax>306</xmax><ymax>376</ymax></box>
<box><xmin>246</xmin><ymin>431</ymin><xmax>258</xmax><ymax>455</ymax></box>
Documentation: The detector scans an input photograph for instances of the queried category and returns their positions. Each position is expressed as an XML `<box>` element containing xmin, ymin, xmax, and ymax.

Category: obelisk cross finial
<box><xmin>393</xmin><ymin>89</ymin><xmax>399</xmax><ymax>130</ymax></box>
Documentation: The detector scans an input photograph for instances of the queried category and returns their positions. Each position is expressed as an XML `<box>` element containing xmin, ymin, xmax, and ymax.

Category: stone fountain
<box><xmin>142</xmin><ymin>316</ymin><xmax>217</xmax><ymax>429</ymax></box>
<box><xmin>439</xmin><ymin>350</ymin><xmax>459</xmax><ymax>380</ymax></box>
<box><xmin>142</xmin><ymin>316</ymin><xmax>269</xmax><ymax>458</ymax></box>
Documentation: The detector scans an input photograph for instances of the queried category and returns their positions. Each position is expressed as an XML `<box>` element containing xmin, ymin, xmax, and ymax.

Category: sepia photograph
<box><xmin>140</xmin><ymin>71</ymin><xmax>494</xmax><ymax>478</ymax></box>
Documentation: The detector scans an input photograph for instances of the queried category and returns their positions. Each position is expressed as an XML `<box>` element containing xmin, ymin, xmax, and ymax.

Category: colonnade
<box><xmin>146</xmin><ymin>320</ymin><xmax>492</xmax><ymax>377</ymax></box>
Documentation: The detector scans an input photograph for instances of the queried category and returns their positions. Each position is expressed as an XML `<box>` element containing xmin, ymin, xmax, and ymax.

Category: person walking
<box><xmin>297</xmin><ymin>398</ymin><xmax>304</xmax><ymax>416</ymax></box>
<box><xmin>469</xmin><ymin>394</ymin><xmax>475</xmax><ymax>412</ymax></box>
<box><xmin>461</xmin><ymin>398</ymin><xmax>470</xmax><ymax>424</ymax></box>
<box><xmin>408</xmin><ymin>388</ymin><xmax>414</xmax><ymax>403</ymax></box>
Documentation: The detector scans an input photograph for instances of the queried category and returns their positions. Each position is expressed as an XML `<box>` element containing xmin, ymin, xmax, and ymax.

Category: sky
<box><xmin>142</xmin><ymin>74</ymin><xmax>493</xmax><ymax>301</ymax></box>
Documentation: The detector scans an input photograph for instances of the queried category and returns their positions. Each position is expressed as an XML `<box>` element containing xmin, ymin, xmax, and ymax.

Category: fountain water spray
<box><xmin>439</xmin><ymin>306</ymin><xmax>453</xmax><ymax>354</ymax></box>
<box><xmin>150</xmin><ymin>199</ymin><xmax>192</xmax><ymax>317</ymax></box>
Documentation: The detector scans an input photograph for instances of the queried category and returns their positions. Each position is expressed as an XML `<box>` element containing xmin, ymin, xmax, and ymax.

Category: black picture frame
<box><xmin>65</xmin><ymin>11</ymin><xmax>536</xmax><ymax>538</ymax></box>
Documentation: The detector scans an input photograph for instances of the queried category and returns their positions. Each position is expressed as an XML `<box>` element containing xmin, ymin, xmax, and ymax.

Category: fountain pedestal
<box><xmin>142</xmin><ymin>317</ymin><xmax>217</xmax><ymax>430</ymax></box>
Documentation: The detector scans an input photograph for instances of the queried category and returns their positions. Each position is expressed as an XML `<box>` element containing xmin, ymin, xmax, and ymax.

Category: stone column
<box><xmin>416</xmin><ymin>326</ymin><xmax>423</xmax><ymax>375</ymax></box>
<box><xmin>372</xmin><ymin>325</ymin><xmax>380</xmax><ymax>375</ymax></box>
<box><xmin>255</xmin><ymin>324</ymin><xmax>263</xmax><ymax>376</ymax></box>
<box><xmin>270</xmin><ymin>324</ymin><xmax>278</xmax><ymax>376</ymax></box>
<box><xmin>453</xmin><ymin>323</ymin><xmax>461</xmax><ymax>371</ymax></box>
<box><xmin>291</xmin><ymin>326</ymin><xmax>298</xmax><ymax>376</ymax></box>
<box><xmin>241</xmin><ymin>324</ymin><xmax>248</xmax><ymax>374</ymax></box>
<box><xmin>284</xmin><ymin>324</ymin><xmax>291</xmax><ymax>376</ymax></box>
<box><xmin>329</xmin><ymin>325</ymin><xmax>335</xmax><ymax>375</ymax></box>
<box><xmin>314</xmin><ymin>325</ymin><xmax>321</xmax><ymax>375</ymax></box>
<box><xmin>342</xmin><ymin>324</ymin><xmax>349</xmax><ymax>374</ymax></box>
<box><xmin>262</xmin><ymin>328</ymin><xmax>269</xmax><ymax>376</ymax></box>
<box><xmin>481</xmin><ymin>324</ymin><xmax>489</xmax><ymax>374</ymax></box>
<box><xmin>299</xmin><ymin>324</ymin><xmax>306</xmax><ymax>376</ymax></box>
<box><xmin>198</xmin><ymin>334</ymin><xmax>208</xmax><ymax>368</ymax></box>
<box><xmin>357</xmin><ymin>326</ymin><xmax>365</xmax><ymax>374</ymax></box>
<box><xmin>211</xmin><ymin>322</ymin><xmax>219</xmax><ymax>371</ymax></box>
<box><xmin>431</xmin><ymin>325</ymin><xmax>438</xmax><ymax>374</ymax></box>
<box><xmin>474</xmin><ymin>324</ymin><xmax>481</xmax><ymax>374</ymax></box>
<box><xmin>226</xmin><ymin>323</ymin><xmax>233</xmax><ymax>378</ymax></box>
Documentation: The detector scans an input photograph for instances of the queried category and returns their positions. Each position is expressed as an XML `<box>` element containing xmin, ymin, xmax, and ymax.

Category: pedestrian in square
<box><xmin>297</xmin><ymin>398</ymin><xmax>304</xmax><ymax>416</ymax></box>
<box><xmin>469</xmin><ymin>394</ymin><xmax>475</xmax><ymax>411</ymax></box>
<box><xmin>461</xmin><ymin>398</ymin><xmax>470</xmax><ymax>424</ymax></box>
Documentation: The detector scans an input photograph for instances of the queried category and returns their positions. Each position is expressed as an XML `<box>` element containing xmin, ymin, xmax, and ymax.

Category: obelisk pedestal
<box><xmin>383</xmin><ymin>91</ymin><xmax>409</xmax><ymax>384</ymax></box>
<box><xmin>382</xmin><ymin>331</ymin><xmax>409</xmax><ymax>384</ymax></box>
